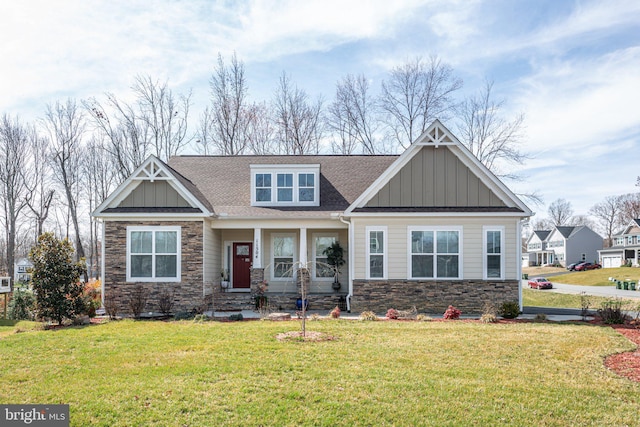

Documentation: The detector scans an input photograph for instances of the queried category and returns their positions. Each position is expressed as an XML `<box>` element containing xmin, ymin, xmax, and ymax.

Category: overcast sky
<box><xmin>1</xmin><ymin>0</ymin><xmax>639</xmax><ymax>219</ymax></box>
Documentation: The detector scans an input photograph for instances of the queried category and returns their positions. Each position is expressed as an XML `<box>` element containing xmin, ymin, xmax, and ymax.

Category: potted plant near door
<box><xmin>323</xmin><ymin>241</ymin><xmax>345</xmax><ymax>291</ymax></box>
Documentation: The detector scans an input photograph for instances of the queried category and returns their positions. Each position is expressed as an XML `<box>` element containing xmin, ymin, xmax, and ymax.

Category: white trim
<box><xmin>366</xmin><ymin>226</ymin><xmax>387</xmax><ymax>280</ymax></box>
<box><xmin>126</xmin><ymin>225</ymin><xmax>181</xmax><ymax>282</ymax></box>
<box><xmin>101</xmin><ymin>220</ymin><xmax>105</xmax><ymax>307</ymax></box>
<box><xmin>270</xmin><ymin>232</ymin><xmax>297</xmax><ymax>282</ymax></box>
<box><xmin>483</xmin><ymin>225</ymin><xmax>505</xmax><ymax>280</ymax></box>
<box><xmin>517</xmin><ymin>219</ymin><xmax>523</xmax><ymax>310</ymax></box>
<box><xmin>345</xmin><ymin>120</ymin><xmax>532</xmax><ymax>217</ymax></box>
<box><xmin>348</xmin><ymin>211</ymin><xmax>526</xmax><ymax>218</ymax></box>
<box><xmin>93</xmin><ymin>156</ymin><xmax>213</xmax><ymax>217</ymax></box>
<box><xmin>407</xmin><ymin>226</ymin><xmax>464</xmax><ymax>280</ymax></box>
<box><xmin>250</xmin><ymin>165</ymin><xmax>320</xmax><ymax>207</ymax></box>
<box><xmin>312</xmin><ymin>233</ymin><xmax>338</xmax><ymax>280</ymax></box>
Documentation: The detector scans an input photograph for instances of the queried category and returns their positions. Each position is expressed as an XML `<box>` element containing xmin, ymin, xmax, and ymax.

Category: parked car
<box><xmin>528</xmin><ymin>277</ymin><xmax>553</xmax><ymax>289</ymax></box>
<box><xmin>574</xmin><ymin>262</ymin><xmax>602</xmax><ymax>271</ymax></box>
<box><xmin>567</xmin><ymin>262</ymin><xmax>581</xmax><ymax>271</ymax></box>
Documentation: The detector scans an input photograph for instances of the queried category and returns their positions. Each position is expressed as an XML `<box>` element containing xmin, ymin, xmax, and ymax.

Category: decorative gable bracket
<box><xmin>417</xmin><ymin>122</ymin><xmax>454</xmax><ymax>148</ymax></box>
<box><xmin>133</xmin><ymin>161</ymin><xmax>171</xmax><ymax>182</ymax></box>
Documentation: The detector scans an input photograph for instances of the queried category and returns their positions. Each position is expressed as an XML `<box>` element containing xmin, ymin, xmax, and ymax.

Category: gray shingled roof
<box><xmin>167</xmin><ymin>155</ymin><xmax>398</xmax><ymax>217</ymax></box>
<box><xmin>533</xmin><ymin>230</ymin><xmax>551</xmax><ymax>241</ymax></box>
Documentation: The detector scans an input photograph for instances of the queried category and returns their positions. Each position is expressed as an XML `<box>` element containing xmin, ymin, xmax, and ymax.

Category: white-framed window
<box><xmin>255</xmin><ymin>173</ymin><xmax>272</xmax><ymax>202</ymax></box>
<box><xmin>313</xmin><ymin>233</ymin><xmax>337</xmax><ymax>279</ymax></box>
<box><xmin>366</xmin><ymin>226</ymin><xmax>387</xmax><ymax>279</ymax></box>
<box><xmin>277</xmin><ymin>173</ymin><xmax>293</xmax><ymax>202</ymax></box>
<box><xmin>272</xmin><ymin>233</ymin><xmax>296</xmax><ymax>280</ymax></box>
<box><xmin>483</xmin><ymin>226</ymin><xmax>504</xmax><ymax>280</ymax></box>
<box><xmin>251</xmin><ymin>165</ymin><xmax>319</xmax><ymax>207</ymax></box>
<box><xmin>127</xmin><ymin>226</ymin><xmax>181</xmax><ymax>282</ymax></box>
<box><xmin>408</xmin><ymin>226</ymin><xmax>462</xmax><ymax>279</ymax></box>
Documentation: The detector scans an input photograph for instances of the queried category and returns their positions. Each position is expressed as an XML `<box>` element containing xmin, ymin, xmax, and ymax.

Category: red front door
<box><xmin>233</xmin><ymin>242</ymin><xmax>252</xmax><ymax>288</ymax></box>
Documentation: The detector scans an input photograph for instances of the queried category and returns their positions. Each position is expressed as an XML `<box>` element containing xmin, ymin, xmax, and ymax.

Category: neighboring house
<box><xmin>93</xmin><ymin>120</ymin><xmax>532</xmax><ymax>315</ymax></box>
<box><xmin>598</xmin><ymin>219</ymin><xmax>640</xmax><ymax>268</ymax></box>
<box><xmin>524</xmin><ymin>230</ymin><xmax>551</xmax><ymax>265</ymax></box>
<box><xmin>524</xmin><ymin>226</ymin><xmax>603</xmax><ymax>267</ymax></box>
<box><xmin>14</xmin><ymin>258</ymin><xmax>33</xmax><ymax>284</ymax></box>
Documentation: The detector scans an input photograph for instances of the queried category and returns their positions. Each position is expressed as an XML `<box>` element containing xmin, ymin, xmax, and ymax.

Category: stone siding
<box><xmin>212</xmin><ymin>267</ymin><xmax>348</xmax><ymax>312</ymax></box>
<box><xmin>104</xmin><ymin>221</ymin><xmax>206</xmax><ymax>314</ymax></box>
<box><xmin>352</xmin><ymin>279</ymin><xmax>519</xmax><ymax>315</ymax></box>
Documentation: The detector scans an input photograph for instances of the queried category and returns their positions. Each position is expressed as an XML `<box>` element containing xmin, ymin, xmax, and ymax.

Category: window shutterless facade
<box><xmin>127</xmin><ymin>226</ymin><xmax>181</xmax><ymax>282</ymax></box>
<box><xmin>250</xmin><ymin>165</ymin><xmax>320</xmax><ymax>207</ymax></box>
<box><xmin>313</xmin><ymin>234</ymin><xmax>337</xmax><ymax>279</ymax></box>
<box><xmin>366</xmin><ymin>226</ymin><xmax>387</xmax><ymax>279</ymax></box>
<box><xmin>272</xmin><ymin>233</ymin><xmax>296</xmax><ymax>280</ymax></box>
<box><xmin>483</xmin><ymin>226</ymin><xmax>504</xmax><ymax>280</ymax></box>
<box><xmin>408</xmin><ymin>226</ymin><xmax>462</xmax><ymax>279</ymax></box>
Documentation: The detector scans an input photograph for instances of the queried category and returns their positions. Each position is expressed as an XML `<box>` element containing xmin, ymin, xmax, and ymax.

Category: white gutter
<box><xmin>339</xmin><ymin>214</ymin><xmax>353</xmax><ymax>312</ymax></box>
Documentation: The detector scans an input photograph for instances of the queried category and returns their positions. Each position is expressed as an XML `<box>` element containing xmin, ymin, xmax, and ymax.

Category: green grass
<box><xmin>1</xmin><ymin>320</ymin><xmax>639</xmax><ymax>426</ymax></box>
<box><xmin>555</xmin><ymin>267</ymin><xmax>640</xmax><ymax>286</ymax></box>
<box><xmin>523</xmin><ymin>288</ymin><xmax>640</xmax><ymax>310</ymax></box>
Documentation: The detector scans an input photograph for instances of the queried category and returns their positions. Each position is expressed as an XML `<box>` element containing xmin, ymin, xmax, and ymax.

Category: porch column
<box><xmin>299</xmin><ymin>228</ymin><xmax>308</xmax><ymax>266</ymax></box>
<box><xmin>253</xmin><ymin>228</ymin><xmax>262</xmax><ymax>268</ymax></box>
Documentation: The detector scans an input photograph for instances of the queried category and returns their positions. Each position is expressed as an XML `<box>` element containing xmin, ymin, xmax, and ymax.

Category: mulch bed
<box><xmin>605</xmin><ymin>325</ymin><xmax>640</xmax><ymax>382</ymax></box>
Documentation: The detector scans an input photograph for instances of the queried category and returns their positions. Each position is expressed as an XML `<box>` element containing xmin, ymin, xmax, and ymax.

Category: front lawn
<box><xmin>523</xmin><ymin>288</ymin><xmax>640</xmax><ymax>310</ymax></box>
<box><xmin>553</xmin><ymin>267</ymin><xmax>640</xmax><ymax>286</ymax></box>
<box><xmin>1</xmin><ymin>320</ymin><xmax>639</xmax><ymax>426</ymax></box>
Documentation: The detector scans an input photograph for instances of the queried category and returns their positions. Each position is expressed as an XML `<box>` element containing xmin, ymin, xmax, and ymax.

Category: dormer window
<box><xmin>251</xmin><ymin>164</ymin><xmax>320</xmax><ymax>207</ymax></box>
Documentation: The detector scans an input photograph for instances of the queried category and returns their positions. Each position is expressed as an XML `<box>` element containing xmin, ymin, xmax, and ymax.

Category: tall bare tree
<box><xmin>43</xmin><ymin>99</ymin><xmax>87</xmax><ymax>264</ymax></box>
<box><xmin>245</xmin><ymin>102</ymin><xmax>277</xmax><ymax>155</ymax></box>
<box><xmin>198</xmin><ymin>53</ymin><xmax>250</xmax><ymax>155</ymax></box>
<box><xmin>380</xmin><ymin>55</ymin><xmax>462</xmax><ymax>149</ymax></box>
<box><xmin>589</xmin><ymin>196</ymin><xmax>623</xmax><ymax>247</ymax></box>
<box><xmin>328</xmin><ymin>74</ymin><xmax>383</xmax><ymax>154</ymax></box>
<box><xmin>548</xmin><ymin>198</ymin><xmax>574</xmax><ymax>226</ymax></box>
<box><xmin>0</xmin><ymin>115</ymin><xmax>32</xmax><ymax>282</ymax></box>
<box><xmin>24</xmin><ymin>131</ymin><xmax>54</xmax><ymax>241</ymax></box>
<box><xmin>273</xmin><ymin>72</ymin><xmax>324</xmax><ymax>155</ymax></box>
<box><xmin>86</xmin><ymin>75</ymin><xmax>191</xmax><ymax>182</ymax></box>
<box><xmin>457</xmin><ymin>80</ymin><xmax>527</xmax><ymax>179</ymax></box>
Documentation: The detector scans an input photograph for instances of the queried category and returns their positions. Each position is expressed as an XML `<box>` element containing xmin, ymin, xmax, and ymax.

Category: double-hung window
<box><xmin>299</xmin><ymin>173</ymin><xmax>315</xmax><ymax>202</ymax></box>
<box><xmin>313</xmin><ymin>234</ymin><xmax>337</xmax><ymax>279</ymax></box>
<box><xmin>255</xmin><ymin>173</ymin><xmax>272</xmax><ymax>202</ymax></box>
<box><xmin>277</xmin><ymin>173</ymin><xmax>293</xmax><ymax>202</ymax></box>
<box><xmin>366</xmin><ymin>226</ymin><xmax>387</xmax><ymax>279</ymax></box>
<box><xmin>483</xmin><ymin>226</ymin><xmax>504</xmax><ymax>279</ymax></box>
<box><xmin>409</xmin><ymin>227</ymin><xmax>462</xmax><ymax>279</ymax></box>
<box><xmin>127</xmin><ymin>226</ymin><xmax>181</xmax><ymax>282</ymax></box>
<box><xmin>272</xmin><ymin>234</ymin><xmax>295</xmax><ymax>280</ymax></box>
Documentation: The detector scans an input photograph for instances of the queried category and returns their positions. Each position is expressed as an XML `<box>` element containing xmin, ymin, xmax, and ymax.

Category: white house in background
<box><xmin>598</xmin><ymin>219</ymin><xmax>640</xmax><ymax>268</ymax></box>
<box><xmin>524</xmin><ymin>226</ymin><xmax>603</xmax><ymax>267</ymax></box>
<box><xmin>14</xmin><ymin>258</ymin><xmax>33</xmax><ymax>283</ymax></box>
<box><xmin>524</xmin><ymin>230</ymin><xmax>551</xmax><ymax>265</ymax></box>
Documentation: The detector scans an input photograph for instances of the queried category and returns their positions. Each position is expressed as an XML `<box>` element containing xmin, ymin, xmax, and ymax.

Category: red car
<box><xmin>528</xmin><ymin>277</ymin><xmax>553</xmax><ymax>289</ymax></box>
<box><xmin>574</xmin><ymin>262</ymin><xmax>602</xmax><ymax>271</ymax></box>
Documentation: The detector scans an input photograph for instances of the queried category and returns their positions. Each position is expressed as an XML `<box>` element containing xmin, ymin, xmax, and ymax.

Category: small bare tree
<box><xmin>548</xmin><ymin>199</ymin><xmax>574</xmax><ymax>226</ymax></box>
<box><xmin>619</xmin><ymin>192</ymin><xmax>640</xmax><ymax>225</ymax></box>
<box><xmin>379</xmin><ymin>55</ymin><xmax>462</xmax><ymax>149</ymax></box>
<box><xmin>590</xmin><ymin>195</ymin><xmax>623</xmax><ymax>247</ymax></box>
<box><xmin>24</xmin><ymin>131</ymin><xmax>54</xmax><ymax>241</ymax></box>
<box><xmin>273</xmin><ymin>72</ymin><xmax>324</xmax><ymax>155</ymax></box>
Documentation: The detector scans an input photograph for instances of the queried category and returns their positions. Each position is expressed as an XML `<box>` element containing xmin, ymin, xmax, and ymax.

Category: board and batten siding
<box><xmin>365</xmin><ymin>146</ymin><xmax>506</xmax><ymax>208</ymax></box>
<box><xmin>119</xmin><ymin>180</ymin><xmax>191</xmax><ymax>208</ymax></box>
<box><xmin>352</xmin><ymin>217</ymin><xmax>519</xmax><ymax>280</ymax></box>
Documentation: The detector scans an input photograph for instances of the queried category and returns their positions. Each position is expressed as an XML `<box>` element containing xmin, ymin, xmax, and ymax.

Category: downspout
<box><xmin>517</xmin><ymin>218</ymin><xmax>524</xmax><ymax>311</ymax></box>
<box><xmin>339</xmin><ymin>214</ymin><xmax>353</xmax><ymax>312</ymax></box>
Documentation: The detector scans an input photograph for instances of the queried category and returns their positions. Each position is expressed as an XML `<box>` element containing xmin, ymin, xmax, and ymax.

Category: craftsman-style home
<box><xmin>93</xmin><ymin>120</ymin><xmax>532</xmax><ymax>315</ymax></box>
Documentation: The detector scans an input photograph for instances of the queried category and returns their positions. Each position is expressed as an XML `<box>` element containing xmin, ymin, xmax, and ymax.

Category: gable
<box><xmin>93</xmin><ymin>156</ymin><xmax>213</xmax><ymax>218</ymax></box>
<box><xmin>364</xmin><ymin>145</ymin><xmax>506</xmax><ymax>208</ymax></box>
<box><xmin>119</xmin><ymin>180</ymin><xmax>191</xmax><ymax>208</ymax></box>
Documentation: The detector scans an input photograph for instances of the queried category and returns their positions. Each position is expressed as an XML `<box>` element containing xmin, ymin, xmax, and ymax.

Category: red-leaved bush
<box><xmin>330</xmin><ymin>306</ymin><xmax>341</xmax><ymax>319</ymax></box>
<box><xmin>443</xmin><ymin>305</ymin><xmax>461</xmax><ymax>319</ymax></box>
<box><xmin>386</xmin><ymin>308</ymin><xmax>399</xmax><ymax>319</ymax></box>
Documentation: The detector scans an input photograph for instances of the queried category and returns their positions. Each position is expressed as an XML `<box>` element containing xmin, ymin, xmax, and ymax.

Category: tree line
<box><xmin>0</xmin><ymin>53</ymin><xmax>529</xmax><ymax>280</ymax></box>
